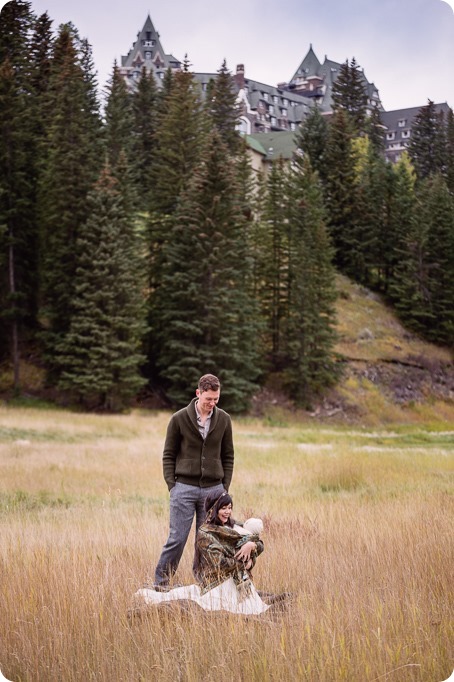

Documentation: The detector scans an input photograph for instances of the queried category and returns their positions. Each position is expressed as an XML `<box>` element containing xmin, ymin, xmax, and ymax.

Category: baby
<box><xmin>233</xmin><ymin>517</ymin><xmax>263</xmax><ymax>537</ymax></box>
<box><xmin>233</xmin><ymin>518</ymin><xmax>264</xmax><ymax>590</ymax></box>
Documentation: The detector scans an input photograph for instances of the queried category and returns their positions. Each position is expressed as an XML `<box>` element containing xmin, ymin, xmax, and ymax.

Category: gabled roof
<box><xmin>287</xmin><ymin>47</ymin><xmax>383</xmax><ymax>112</ymax></box>
<box><xmin>291</xmin><ymin>44</ymin><xmax>321</xmax><ymax>81</ymax></box>
<box><xmin>120</xmin><ymin>15</ymin><xmax>181</xmax><ymax>78</ymax></box>
<box><xmin>381</xmin><ymin>102</ymin><xmax>451</xmax><ymax>129</ymax></box>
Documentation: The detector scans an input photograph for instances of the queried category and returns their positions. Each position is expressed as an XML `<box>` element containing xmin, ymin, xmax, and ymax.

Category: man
<box><xmin>153</xmin><ymin>373</ymin><xmax>234</xmax><ymax>589</ymax></box>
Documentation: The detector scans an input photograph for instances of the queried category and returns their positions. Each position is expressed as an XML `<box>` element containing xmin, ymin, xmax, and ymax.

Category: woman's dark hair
<box><xmin>204</xmin><ymin>490</ymin><xmax>234</xmax><ymax>527</ymax></box>
<box><xmin>194</xmin><ymin>490</ymin><xmax>234</xmax><ymax>577</ymax></box>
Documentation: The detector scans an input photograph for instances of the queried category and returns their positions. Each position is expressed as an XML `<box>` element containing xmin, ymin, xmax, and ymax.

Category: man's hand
<box><xmin>235</xmin><ymin>540</ymin><xmax>256</xmax><ymax>564</ymax></box>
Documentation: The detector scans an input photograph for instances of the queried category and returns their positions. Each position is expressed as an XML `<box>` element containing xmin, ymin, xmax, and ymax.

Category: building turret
<box><xmin>119</xmin><ymin>15</ymin><xmax>181</xmax><ymax>89</ymax></box>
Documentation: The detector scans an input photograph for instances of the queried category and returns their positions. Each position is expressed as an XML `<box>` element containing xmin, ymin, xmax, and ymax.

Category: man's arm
<box><xmin>162</xmin><ymin>416</ymin><xmax>181</xmax><ymax>491</ymax></box>
<box><xmin>220</xmin><ymin>417</ymin><xmax>234</xmax><ymax>491</ymax></box>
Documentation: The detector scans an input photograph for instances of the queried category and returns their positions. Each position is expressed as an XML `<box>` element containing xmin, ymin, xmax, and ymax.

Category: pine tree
<box><xmin>254</xmin><ymin>158</ymin><xmax>291</xmax><ymax>370</ymax></box>
<box><xmin>331</xmin><ymin>57</ymin><xmax>368</xmax><ymax>135</ymax></box>
<box><xmin>370</xmin><ymin>150</ymin><xmax>395</xmax><ymax>290</ymax></box>
<box><xmin>156</xmin><ymin>67</ymin><xmax>174</xmax><ymax>114</ymax></box>
<box><xmin>390</xmin><ymin>174</ymin><xmax>454</xmax><ymax>345</ymax></box>
<box><xmin>235</xmin><ymin>136</ymin><xmax>255</xmax><ymax>221</ymax></box>
<box><xmin>445</xmin><ymin>107</ymin><xmax>454</xmax><ymax>195</ymax></box>
<box><xmin>57</xmin><ymin>167</ymin><xmax>147</xmax><ymax>410</ymax></box>
<box><xmin>104</xmin><ymin>61</ymin><xmax>134</xmax><ymax>169</ymax></box>
<box><xmin>365</xmin><ymin>105</ymin><xmax>385</xmax><ymax>155</ymax></box>
<box><xmin>295</xmin><ymin>105</ymin><xmax>328</xmax><ymax>185</ymax></box>
<box><xmin>0</xmin><ymin>0</ymin><xmax>35</xmax><ymax>385</ymax></box>
<box><xmin>421</xmin><ymin>175</ymin><xmax>454</xmax><ymax>345</ymax></box>
<box><xmin>149</xmin><ymin>65</ymin><xmax>204</xmax><ymax>216</ymax></box>
<box><xmin>409</xmin><ymin>100</ymin><xmax>445</xmax><ymax>180</ymax></box>
<box><xmin>248</xmin><ymin>167</ymin><xmax>268</xmax><ymax>297</ymax></box>
<box><xmin>324</xmin><ymin>108</ymin><xmax>359</xmax><ymax>276</ymax></box>
<box><xmin>285</xmin><ymin>156</ymin><xmax>339</xmax><ymax>406</ymax></box>
<box><xmin>28</xmin><ymin>10</ymin><xmax>54</xmax><ymax>179</ymax></box>
<box><xmin>29</xmin><ymin>11</ymin><xmax>53</xmax><ymax>100</ymax></box>
<box><xmin>131</xmin><ymin>66</ymin><xmax>158</xmax><ymax>210</ymax></box>
<box><xmin>76</xmin><ymin>37</ymin><xmax>103</xmax><ymax>129</ymax></box>
<box><xmin>153</xmin><ymin>130</ymin><xmax>260</xmax><ymax>412</ymax></box>
<box><xmin>353</xmin><ymin>136</ymin><xmax>388</xmax><ymax>287</ymax></box>
<box><xmin>103</xmin><ymin>60</ymin><xmax>138</xmax><ymax>217</ymax></box>
<box><xmin>204</xmin><ymin>77</ymin><xmax>216</xmax><ymax>114</ymax></box>
<box><xmin>38</xmin><ymin>24</ymin><xmax>103</xmax><ymax>380</ymax></box>
<box><xmin>386</xmin><ymin>153</ymin><xmax>416</xmax><ymax>299</ymax></box>
<box><xmin>433</xmin><ymin>109</ymin><xmax>447</xmax><ymax>177</ymax></box>
<box><xmin>147</xmin><ymin>65</ymin><xmax>206</xmax><ymax>380</ymax></box>
<box><xmin>205</xmin><ymin>60</ymin><xmax>240</xmax><ymax>152</ymax></box>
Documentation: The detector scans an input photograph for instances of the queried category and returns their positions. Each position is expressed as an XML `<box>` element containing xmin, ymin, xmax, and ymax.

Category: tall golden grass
<box><xmin>0</xmin><ymin>405</ymin><xmax>453</xmax><ymax>681</ymax></box>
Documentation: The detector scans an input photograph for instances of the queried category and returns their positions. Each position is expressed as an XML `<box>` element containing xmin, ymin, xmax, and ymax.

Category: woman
<box><xmin>135</xmin><ymin>491</ymin><xmax>270</xmax><ymax>615</ymax></box>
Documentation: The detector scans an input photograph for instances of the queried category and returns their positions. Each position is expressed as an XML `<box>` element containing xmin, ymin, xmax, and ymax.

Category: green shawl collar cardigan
<box><xmin>162</xmin><ymin>397</ymin><xmax>234</xmax><ymax>491</ymax></box>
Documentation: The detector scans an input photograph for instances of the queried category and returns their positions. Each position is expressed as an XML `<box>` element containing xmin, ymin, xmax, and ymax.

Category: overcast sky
<box><xmin>3</xmin><ymin>0</ymin><xmax>454</xmax><ymax>111</ymax></box>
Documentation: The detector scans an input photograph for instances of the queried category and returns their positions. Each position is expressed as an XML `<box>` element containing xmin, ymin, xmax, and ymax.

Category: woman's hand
<box><xmin>235</xmin><ymin>540</ymin><xmax>256</xmax><ymax>564</ymax></box>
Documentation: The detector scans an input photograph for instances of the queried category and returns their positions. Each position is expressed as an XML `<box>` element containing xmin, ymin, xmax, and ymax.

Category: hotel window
<box><xmin>402</xmin><ymin>130</ymin><xmax>411</xmax><ymax>138</ymax></box>
<box><xmin>263</xmin><ymin>92</ymin><xmax>269</xmax><ymax>101</ymax></box>
<box><xmin>398</xmin><ymin>119</ymin><xmax>406</xmax><ymax>127</ymax></box>
<box><xmin>145</xmin><ymin>52</ymin><xmax>152</xmax><ymax>60</ymax></box>
<box><xmin>386</xmin><ymin>132</ymin><xmax>395</xmax><ymax>140</ymax></box>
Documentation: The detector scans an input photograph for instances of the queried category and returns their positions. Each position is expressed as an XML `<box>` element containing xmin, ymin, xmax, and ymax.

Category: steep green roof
<box><xmin>248</xmin><ymin>131</ymin><xmax>298</xmax><ymax>160</ymax></box>
<box><xmin>244</xmin><ymin>135</ymin><xmax>267</xmax><ymax>156</ymax></box>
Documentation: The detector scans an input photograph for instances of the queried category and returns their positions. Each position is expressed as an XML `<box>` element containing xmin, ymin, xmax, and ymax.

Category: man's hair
<box><xmin>198</xmin><ymin>374</ymin><xmax>220</xmax><ymax>392</ymax></box>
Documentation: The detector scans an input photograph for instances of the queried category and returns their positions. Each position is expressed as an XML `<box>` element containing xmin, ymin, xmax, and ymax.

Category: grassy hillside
<box><xmin>328</xmin><ymin>276</ymin><xmax>453</xmax><ymax>425</ymax></box>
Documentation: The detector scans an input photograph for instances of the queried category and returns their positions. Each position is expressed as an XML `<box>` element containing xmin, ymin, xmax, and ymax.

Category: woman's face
<box><xmin>217</xmin><ymin>503</ymin><xmax>232</xmax><ymax>525</ymax></box>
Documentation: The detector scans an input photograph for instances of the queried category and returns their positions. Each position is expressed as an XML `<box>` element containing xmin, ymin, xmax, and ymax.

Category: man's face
<box><xmin>196</xmin><ymin>388</ymin><xmax>220</xmax><ymax>415</ymax></box>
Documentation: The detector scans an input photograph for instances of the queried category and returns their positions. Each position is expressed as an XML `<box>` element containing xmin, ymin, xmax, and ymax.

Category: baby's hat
<box><xmin>234</xmin><ymin>517</ymin><xmax>263</xmax><ymax>536</ymax></box>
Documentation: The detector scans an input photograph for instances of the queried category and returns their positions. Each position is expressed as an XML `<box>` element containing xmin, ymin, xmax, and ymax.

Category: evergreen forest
<box><xmin>1</xmin><ymin>1</ymin><xmax>453</xmax><ymax>413</ymax></box>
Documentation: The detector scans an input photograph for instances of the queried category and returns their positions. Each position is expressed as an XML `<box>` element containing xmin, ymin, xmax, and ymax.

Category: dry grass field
<box><xmin>0</xmin><ymin>404</ymin><xmax>453</xmax><ymax>682</ymax></box>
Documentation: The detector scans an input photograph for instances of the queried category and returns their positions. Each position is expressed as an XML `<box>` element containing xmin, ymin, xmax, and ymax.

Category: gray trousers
<box><xmin>154</xmin><ymin>481</ymin><xmax>225</xmax><ymax>586</ymax></box>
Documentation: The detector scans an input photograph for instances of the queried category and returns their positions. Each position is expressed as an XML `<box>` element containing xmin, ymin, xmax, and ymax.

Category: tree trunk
<box><xmin>8</xmin><ymin>237</ymin><xmax>20</xmax><ymax>392</ymax></box>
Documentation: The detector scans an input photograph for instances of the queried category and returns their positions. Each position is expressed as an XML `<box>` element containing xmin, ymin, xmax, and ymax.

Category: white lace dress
<box><xmin>135</xmin><ymin>577</ymin><xmax>269</xmax><ymax>615</ymax></box>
